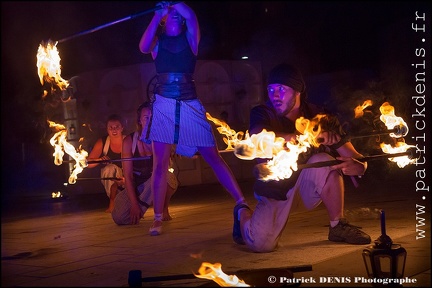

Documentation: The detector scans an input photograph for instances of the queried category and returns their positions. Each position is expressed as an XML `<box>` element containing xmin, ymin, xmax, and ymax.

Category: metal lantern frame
<box><xmin>362</xmin><ymin>210</ymin><xmax>407</xmax><ymax>282</ymax></box>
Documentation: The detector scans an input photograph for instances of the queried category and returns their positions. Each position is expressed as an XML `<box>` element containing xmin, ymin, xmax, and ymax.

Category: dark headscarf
<box><xmin>267</xmin><ymin>63</ymin><xmax>305</xmax><ymax>93</ymax></box>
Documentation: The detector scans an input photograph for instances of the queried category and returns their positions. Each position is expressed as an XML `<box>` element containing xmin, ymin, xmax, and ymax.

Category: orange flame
<box><xmin>207</xmin><ymin>99</ymin><xmax>415</xmax><ymax>180</ymax></box>
<box><xmin>380</xmin><ymin>141</ymin><xmax>416</xmax><ymax>168</ymax></box>
<box><xmin>38</xmin><ymin>40</ymin><xmax>85</xmax><ymax>182</ymax></box>
<box><xmin>379</xmin><ymin>102</ymin><xmax>409</xmax><ymax>138</ymax></box>
<box><xmin>206</xmin><ymin>113</ymin><xmax>245</xmax><ymax>150</ymax></box>
<box><xmin>36</xmin><ymin>40</ymin><xmax>70</xmax><ymax>100</ymax></box>
<box><xmin>295</xmin><ymin>114</ymin><xmax>328</xmax><ymax>148</ymax></box>
<box><xmin>378</xmin><ymin>102</ymin><xmax>414</xmax><ymax>168</ymax></box>
<box><xmin>194</xmin><ymin>262</ymin><xmax>250</xmax><ymax>287</ymax></box>
<box><xmin>206</xmin><ymin>113</ymin><xmax>315</xmax><ymax>181</ymax></box>
<box><xmin>354</xmin><ymin>100</ymin><xmax>373</xmax><ymax>118</ymax></box>
<box><xmin>48</xmin><ymin>120</ymin><xmax>88</xmax><ymax>184</ymax></box>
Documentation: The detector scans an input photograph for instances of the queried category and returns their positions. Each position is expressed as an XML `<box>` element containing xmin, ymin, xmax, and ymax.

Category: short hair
<box><xmin>106</xmin><ymin>114</ymin><xmax>124</xmax><ymax>127</ymax></box>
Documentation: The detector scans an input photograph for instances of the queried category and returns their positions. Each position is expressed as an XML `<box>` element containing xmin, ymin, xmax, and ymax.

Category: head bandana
<box><xmin>267</xmin><ymin>63</ymin><xmax>305</xmax><ymax>93</ymax></box>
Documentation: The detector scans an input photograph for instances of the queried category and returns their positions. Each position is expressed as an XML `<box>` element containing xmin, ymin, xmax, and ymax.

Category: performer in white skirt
<box><xmin>139</xmin><ymin>1</ymin><xmax>248</xmax><ymax>236</ymax></box>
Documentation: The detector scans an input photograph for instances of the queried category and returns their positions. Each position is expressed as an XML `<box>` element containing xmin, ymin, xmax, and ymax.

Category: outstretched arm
<box><xmin>86</xmin><ymin>138</ymin><xmax>103</xmax><ymax>168</ymax></box>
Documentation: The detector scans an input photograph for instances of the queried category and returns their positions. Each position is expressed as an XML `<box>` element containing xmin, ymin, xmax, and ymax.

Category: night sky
<box><xmin>1</xmin><ymin>1</ymin><xmax>430</xmax><ymax>193</ymax></box>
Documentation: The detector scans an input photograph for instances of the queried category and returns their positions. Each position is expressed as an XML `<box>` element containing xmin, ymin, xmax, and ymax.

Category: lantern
<box><xmin>362</xmin><ymin>210</ymin><xmax>407</xmax><ymax>285</ymax></box>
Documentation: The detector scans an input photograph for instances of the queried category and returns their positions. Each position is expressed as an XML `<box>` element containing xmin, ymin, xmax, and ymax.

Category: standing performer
<box><xmin>139</xmin><ymin>1</ymin><xmax>248</xmax><ymax>236</ymax></box>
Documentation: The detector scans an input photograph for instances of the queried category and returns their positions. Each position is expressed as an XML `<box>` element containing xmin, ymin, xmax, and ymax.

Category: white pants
<box><xmin>100</xmin><ymin>164</ymin><xmax>123</xmax><ymax>198</ymax></box>
<box><xmin>243</xmin><ymin>153</ymin><xmax>339</xmax><ymax>252</ymax></box>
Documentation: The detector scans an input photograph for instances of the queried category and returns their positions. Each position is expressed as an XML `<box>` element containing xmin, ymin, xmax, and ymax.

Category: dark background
<box><xmin>1</xmin><ymin>1</ymin><xmax>430</xmax><ymax>197</ymax></box>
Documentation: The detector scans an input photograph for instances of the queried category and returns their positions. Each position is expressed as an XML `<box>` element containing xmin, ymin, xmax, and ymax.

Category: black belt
<box><xmin>154</xmin><ymin>74</ymin><xmax>197</xmax><ymax>100</ymax></box>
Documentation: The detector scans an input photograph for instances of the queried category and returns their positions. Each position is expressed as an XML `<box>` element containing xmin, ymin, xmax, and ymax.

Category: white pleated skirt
<box><xmin>142</xmin><ymin>94</ymin><xmax>216</xmax><ymax>157</ymax></box>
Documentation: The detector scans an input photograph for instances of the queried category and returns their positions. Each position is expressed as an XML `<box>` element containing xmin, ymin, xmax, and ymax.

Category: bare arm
<box><xmin>171</xmin><ymin>2</ymin><xmax>200</xmax><ymax>55</ymax></box>
<box><xmin>86</xmin><ymin>138</ymin><xmax>103</xmax><ymax>168</ymax></box>
<box><xmin>316</xmin><ymin>127</ymin><xmax>367</xmax><ymax>176</ymax></box>
<box><xmin>331</xmin><ymin>141</ymin><xmax>367</xmax><ymax>176</ymax></box>
<box><xmin>138</xmin><ymin>3</ymin><xmax>166</xmax><ymax>57</ymax></box>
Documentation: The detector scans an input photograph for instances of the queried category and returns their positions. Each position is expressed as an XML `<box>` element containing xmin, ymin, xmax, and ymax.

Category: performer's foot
<box><xmin>149</xmin><ymin>220</ymin><xmax>162</xmax><ymax>236</ymax></box>
<box><xmin>163</xmin><ymin>212</ymin><xmax>173</xmax><ymax>221</ymax></box>
<box><xmin>328</xmin><ymin>218</ymin><xmax>371</xmax><ymax>244</ymax></box>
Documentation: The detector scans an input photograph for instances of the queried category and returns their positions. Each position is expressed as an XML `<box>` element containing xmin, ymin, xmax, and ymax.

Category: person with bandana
<box><xmin>233</xmin><ymin>63</ymin><xmax>371</xmax><ymax>252</ymax></box>
<box><xmin>138</xmin><ymin>1</ymin><xmax>248</xmax><ymax>236</ymax></box>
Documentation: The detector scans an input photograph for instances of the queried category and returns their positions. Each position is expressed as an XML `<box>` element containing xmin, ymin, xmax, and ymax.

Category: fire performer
<box><xmin>87</xmin><ymin>114</ymin><xmax>126</xmax><ymax>213</ymax></box>
<box><xmin>112</xmin><ymin>101</ymin><xmax>178</xmax><ymax>225</ymax></box>
<box><xmin>139</xmin><ymin>1</ymin><xmax>247</xmax><ymax>236</ymax></box>
<box><xmin>233</xmin><ymin>63</ymin><xmax>371</xmax><ymax>252</ymax></box>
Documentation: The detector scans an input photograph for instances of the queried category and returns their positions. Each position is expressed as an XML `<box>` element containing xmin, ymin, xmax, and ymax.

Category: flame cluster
<box><xmin>38</xmin><ymin>38</ymin><xmax>416</xmax><ymax>184</ymax></box>
<box><xmin>207</xmin><ymin>99</ymin><xmax>415</xmax><ymax>181</ymax></box>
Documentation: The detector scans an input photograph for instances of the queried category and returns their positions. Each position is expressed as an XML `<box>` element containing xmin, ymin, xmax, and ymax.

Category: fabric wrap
<box><xmin>155</xmin><ymin>73</ymin><xmax>197</xmax><ymax>100</ymax></box>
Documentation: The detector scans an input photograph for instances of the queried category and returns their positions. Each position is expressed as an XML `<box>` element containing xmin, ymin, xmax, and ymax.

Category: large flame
<box><xmin>206</xmin><ymin>112</ymin><xmax>312</xmax><ymax>181</ymax></box>
<box><xmin>194</xmin><ymin>262</ymin><xmax>250</xmax><ymax>287</ymax></box>
<box><xmin>37</xmin><ymin>40</ymin><xmax>70</xmax><ymax>100</ymax></box>
<box><xmin>48</xmin><ymin>120</ymin><xmax>88</xmax><ymax>184</ymax></box>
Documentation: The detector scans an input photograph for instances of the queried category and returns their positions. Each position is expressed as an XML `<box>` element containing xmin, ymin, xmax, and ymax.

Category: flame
<box><xmin>354</xmin><ymin>100</ymin><xmax>373</xmax><ymax>118</ymax></box>
<box><xmin>194</xmin><ymin>262</ymin><xmax>250</xmax><ymax>287</ymax></box>
<box><xmin>207</xmin><ymin>101</ymin><xmax>415</xmax><ymax>180</ymax></box>
<box><xmin>38</xmin><ymin>40</ymin><xmax>86</xmax><ymax>182</ymax></box>
<box><xmin>295</xmin><ymin>114</ymin><xmax>327</xmax><ymax>148</ymax></box>
<box><xmin>36</xmin><ymin>40</ymin><xmax>70</xmax><ymax>100</ymax></box>
<box><xmin>380</xmin><ymin>141</ymin><xmax>416</xmax><ymax>168</ymax></box>
<box><xmin>206</xmin><ymin>113</ymin><xmax>315</xmax><ymax>181</ymax></box>
<box><xmin>206</xmin><ymin>113</ymin><xmax>245</xmax><ymax>150</ymax></box>
<box><xmin>52</xmin><ymin>191</ymin><xmax>64</xmax><ymax>199</ymax></box>
<box><xmin>48</xmin><ymin>120</ymin><xmax>88</xmax><ymax>184</ymax></box>
<box><xmin>205</xmin><ymin>111</ymin><xmax>321</xmax><ymax>181</ymax></box>
<box><xmin>233</xmin><ymin>129</ymin><xmax>285</xmax><ymax>160</ymax></box>
<box><xmin>379</xmin><ymin>102</ymin><xmax>409</xmax><ymax>137</ymax></box>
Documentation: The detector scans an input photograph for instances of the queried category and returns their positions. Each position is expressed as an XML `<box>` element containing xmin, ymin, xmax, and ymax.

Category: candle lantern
<box><xmin>362</xmin><ymin>210</ymin><xmax>407</xmax><ymax>285</ymax></box>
